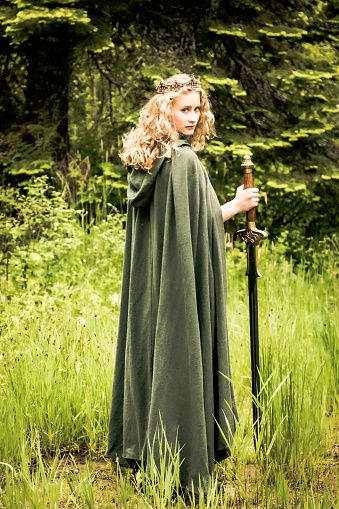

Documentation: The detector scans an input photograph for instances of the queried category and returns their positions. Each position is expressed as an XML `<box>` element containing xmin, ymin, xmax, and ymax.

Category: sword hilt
<box><xmin>242</xmin><ymin>155</ymin><xmax>256</xmax><ymax>227</ymax></box>
<box><xmin>235</xmin><ymin>155</ymin><xmax>268</xmax><ymax>276</ymax></box>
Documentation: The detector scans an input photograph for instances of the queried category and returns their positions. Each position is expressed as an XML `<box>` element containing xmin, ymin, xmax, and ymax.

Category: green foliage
<box><xmin>192</xmin><ymin>0</ymin><xmax>339</xmax><ymax>249</ymax></box>
<box><xmin>0</xmin><ymin>444</ymin><xmax>66</xmax><ymax>509</ymax></box>
<box><xmin>0</xmin><ymin>0</ymin><xmax>338</xmax><ymax>255</ymax></box>
<box><xmin>0</xmin><ymin>176</ymin><xmax>125</xmax><ymax>297</ymax></box>
<box><xmin>0</xmin><ymin>176</ymin><xmax>78</xmax><ymax>290</ymax></box>
<box><xmin>56</xmin><ymin>155</ymin><xmax>128</xmax><ymax>217</ymax></box>
<box><xmin>258</xmin><ymin>25</ymin><xmax>308</xmax><ymax>38</ymax></box>
<box><xmin>4</xmin><ymin>7</ymin><xmax>93</xmax><ymax>41</ymax></box>
<box><xmin>1</xmin><ymin>123</ymin><xmax>58</xmax><ymax>183</ymax></box>
<box><xmin>1</xmin><ymin>1</ymin><xmax>105</xmax><ymax>44</ymax></box>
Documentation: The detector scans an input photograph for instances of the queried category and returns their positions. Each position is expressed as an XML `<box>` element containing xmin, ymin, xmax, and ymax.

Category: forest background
<box><xmin>0</xmin><ymin>0</ymin><xmax>338</xmax><ymax>262</ymax></box>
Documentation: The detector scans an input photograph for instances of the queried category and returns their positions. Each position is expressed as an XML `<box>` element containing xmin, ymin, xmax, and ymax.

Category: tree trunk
<box><xmin>24</xmin><ymin>26</ymin><xmax>71</xmax><ymax>155</ymax></box>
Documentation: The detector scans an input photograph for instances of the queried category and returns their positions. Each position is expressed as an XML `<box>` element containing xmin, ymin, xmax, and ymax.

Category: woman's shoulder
<box><xmin>169</xmin><ymin>141</ymin><xmax>209</xmax><ymax>189</ymax></box>
<box><xmin>174</xmin><ymin>140</ymin><xmax>201</xmax><ymax>167</ymax></box>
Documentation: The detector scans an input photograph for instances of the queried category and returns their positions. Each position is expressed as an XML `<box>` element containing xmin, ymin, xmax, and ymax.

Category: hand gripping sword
<box><xmin>235</xmin><ymin>155</ymin><xmax>268</xmax><ymax>447</ymax></box>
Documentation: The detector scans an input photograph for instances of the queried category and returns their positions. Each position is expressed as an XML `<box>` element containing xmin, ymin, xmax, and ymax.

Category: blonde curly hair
<box><xmin>120</xmin><ymin>74</ymin><xmax>215</xmax><ymax>171</ymax></box>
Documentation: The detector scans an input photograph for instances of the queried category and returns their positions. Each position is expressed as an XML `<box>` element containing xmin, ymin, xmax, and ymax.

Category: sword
<box><xmin>235</xmin><ymin>155</ymin><xmax>268</xmax><ymax>447</ymax></box>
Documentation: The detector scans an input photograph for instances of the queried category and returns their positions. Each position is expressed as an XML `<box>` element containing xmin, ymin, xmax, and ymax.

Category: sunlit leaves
<box><xmin>4</xmin><ymin>6</ymin><xmax>94</xmax><ymax>42</ymax></box>
<box><xmin>258</xmin><ymin>25</ymin><xmax>308</xmax><ymax>38</ymax></box>
<box><xmin>209</xmin><ymin>22</ymin><xmax>247</xmax><ymax>38</ymax></box>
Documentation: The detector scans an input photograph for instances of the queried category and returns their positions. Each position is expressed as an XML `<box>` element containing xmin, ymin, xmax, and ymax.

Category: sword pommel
<box><xmin>241</xmin><ymin>155</ymin><xmax>254</xmax><ymax>173</ymax></box>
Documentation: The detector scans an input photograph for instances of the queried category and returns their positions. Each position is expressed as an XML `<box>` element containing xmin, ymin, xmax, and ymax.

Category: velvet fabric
<box><xmin>106</xmin><ymin>140</ymin><xmax>238</xmax><ymax>491</ymax></box>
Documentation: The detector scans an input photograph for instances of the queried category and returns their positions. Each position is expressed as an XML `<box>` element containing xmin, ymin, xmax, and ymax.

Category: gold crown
<box><xmin>156</xmin><ymin>74</ymin><xmax>201</xmax><ymax>94</ymax></box>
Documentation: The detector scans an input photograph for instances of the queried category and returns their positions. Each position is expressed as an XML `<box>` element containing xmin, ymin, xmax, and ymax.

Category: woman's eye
<box><xmin>182</xmin><ymin>108</ymin><xmax>188</xmax><ymax>112</ymax></box>
<box><xmin>195</xmin><ymin>107</ymin><xmax>200</xmax><ymax>112</ymax></box>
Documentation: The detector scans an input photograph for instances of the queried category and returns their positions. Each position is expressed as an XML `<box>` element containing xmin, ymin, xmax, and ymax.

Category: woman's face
<box><xmin>172</xmin><ymin>91</ymin><xmax>201</xmax><ymax>136</ymax></box>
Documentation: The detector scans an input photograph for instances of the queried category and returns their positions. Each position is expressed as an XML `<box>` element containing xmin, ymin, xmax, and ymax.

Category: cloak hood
<box><xmin>127</xmin><ymin>139</ymin><xmax>189</xmax><ymax>208</ymax></box>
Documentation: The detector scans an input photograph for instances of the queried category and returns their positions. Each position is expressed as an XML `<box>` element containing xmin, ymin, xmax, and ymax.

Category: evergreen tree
<box><xmin>0</xmin><ymin>0</ymin><xmax>120</xmax><ymax>148</ymax></box>
<box><xmin>193</xmin><ymin>0</ymin><xmax>338</xmax><ymax>247</ymax></box>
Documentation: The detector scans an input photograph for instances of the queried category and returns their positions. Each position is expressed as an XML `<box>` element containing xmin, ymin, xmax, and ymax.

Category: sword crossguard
<box><xmin>235</xmin><ymin>225</ymin><xmax>268</xmax><ymax>277</ymax></box>
<box><xmin>236</xmin><ymin>225</ymin><xmax>268</xmax><ymax>245</ymax></box>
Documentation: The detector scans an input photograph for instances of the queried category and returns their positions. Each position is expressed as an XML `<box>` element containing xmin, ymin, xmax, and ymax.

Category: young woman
<box><xmin>106</xmin><ymin>74</ymin><xmax>259</xmax><ymax>492</ymax></box>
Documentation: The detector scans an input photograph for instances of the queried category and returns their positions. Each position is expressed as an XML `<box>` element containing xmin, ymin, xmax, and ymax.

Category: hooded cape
<box><xmin>106</xmin><ymin>139</ymin><xmax>238</xmax><ymax>491</ymax></box>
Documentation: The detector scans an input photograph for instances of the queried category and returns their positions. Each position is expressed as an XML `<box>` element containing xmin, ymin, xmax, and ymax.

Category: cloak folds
<box><xmin>106</xmin><ymin>139</ymin><xmax>239</xmax><ymax>491</ymax></box>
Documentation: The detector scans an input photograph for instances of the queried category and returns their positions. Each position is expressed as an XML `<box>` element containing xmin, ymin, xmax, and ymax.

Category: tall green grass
<box><xmin>0</xmin><ymin>204</ymin><xmax>338</xmax><ymax>506</ymax></box>
<box><xmin>220</xmin><ymin>245</ymin><xmax>339</xmax><ymax>507</ymax></box>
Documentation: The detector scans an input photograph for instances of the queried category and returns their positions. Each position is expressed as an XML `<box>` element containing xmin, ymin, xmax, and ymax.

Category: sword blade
<box><xmin>247</xmin><ymin>243</ymin><xmax>261</xmax><ymax>446</ymax></box>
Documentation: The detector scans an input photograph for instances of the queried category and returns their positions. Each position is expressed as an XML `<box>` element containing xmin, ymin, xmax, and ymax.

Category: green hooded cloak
<box><xmin>106</xmin><ymin>139</ymin><xmax>238</xmax><ymax>491</ymax></box>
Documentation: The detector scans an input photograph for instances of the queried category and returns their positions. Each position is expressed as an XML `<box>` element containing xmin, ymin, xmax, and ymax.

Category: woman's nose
<box><xmin>189</xmin><ymin>111</ymin><xmax>198</xmax><ymax>123</ymax></box>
